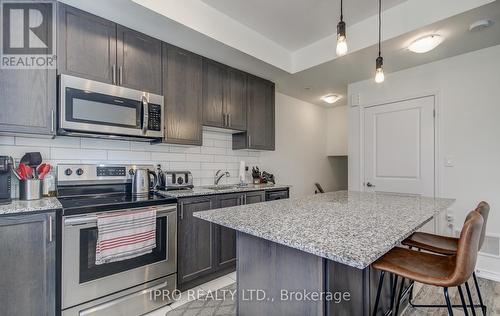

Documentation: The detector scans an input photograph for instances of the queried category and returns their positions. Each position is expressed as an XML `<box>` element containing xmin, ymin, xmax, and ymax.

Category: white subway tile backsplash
<box><xmin>0</xmin><ymin>145</ymin><xmax>50</xmax><ymax>160</ymax></box>
<box><xmin>3</xmin><ymin>132</ymin><xmax>260</xmax><ymax>182</ymax></box>
<box><xmin>0</xmin><ymin>136</ymin><xmax>15</xmax><ymax>145</ymax></box>
<box><xmin>16</xmin><ymin>136</ymin><xmax>80</xmax><ymax>148</ymax></box>
<box><xmin>81</xmin><ymin>138</ymin><xmax>130</xmax><ymax>150</ymax></box>
<box><xmin>201</xmin><ymin>146</ymin><xmax>227</xmax><ymax>155</ymax></box>
<box><xmin>151</xmin><ymin>152</ymin><xmax>186</xmax><ymax>162</ymax></box>
<box><xmin>108</xmin><ymin>150</ymin><xmax>151</xmax><ymax>161</ymax></box>
<box><xmin>51</xmin><ymin>148</ymin><xmax>106</xmax><ymax>160</ymax></box>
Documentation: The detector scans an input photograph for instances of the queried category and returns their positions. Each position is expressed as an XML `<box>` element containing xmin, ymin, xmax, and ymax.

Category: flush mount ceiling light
<box><xmin>408</xmin><ymin>35</ymin><xmax>444</xmax><ymax>53</ymax></box>
<box><xmin>374</xmin><ymin>0</ymin><xmax>385</xmax><ymax>83</ymax></box>
<box><xmin>469</xmin><ymin>19</ymin><xmax>494</xmax><ymax>32</ymax></box>
<box><xmin>322</xmin><ymin>94</ymin><xmax>342</xmax><ymax>104</ymax></box>
<box><xmin>336</xmin><ymin>0</ymin><xmax>347</xmax><ymax>56</ymax></box>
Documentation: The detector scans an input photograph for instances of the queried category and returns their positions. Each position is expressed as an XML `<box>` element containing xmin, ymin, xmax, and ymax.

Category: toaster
<box><xmin>165</xmin><ymin>171</ymin><xmax>194</xmax><ymax>190</ymax></box>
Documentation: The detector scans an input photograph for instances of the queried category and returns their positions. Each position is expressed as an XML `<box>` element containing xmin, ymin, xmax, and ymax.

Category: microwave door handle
<box><xmin>142</xmin><ymin>96</ymin><xmax>149</xmax><ymax>135</ymax></box>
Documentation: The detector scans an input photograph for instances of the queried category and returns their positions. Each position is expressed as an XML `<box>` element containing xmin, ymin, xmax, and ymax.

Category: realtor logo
<box><xmin>1</xmin><ymin>0</ymin><xmax>56</xmax><ymax>69</ymax></box>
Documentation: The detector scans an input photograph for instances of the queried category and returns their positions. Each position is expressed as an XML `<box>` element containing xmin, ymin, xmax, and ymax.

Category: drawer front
<box><xmin>265</xmin><ymin>190</ymin><xmax>289</xmax><ymax>201</ymax></box>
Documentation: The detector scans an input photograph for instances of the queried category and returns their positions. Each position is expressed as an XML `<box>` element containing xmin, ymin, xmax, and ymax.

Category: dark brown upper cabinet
<box><xmin>58</xmin><ymin>4</ymin><xmax>161</xmax><ymax>94</ymax></box>
<box><xmin>116</xmin><ymin>26</ymin><xmax>162</xmax><ymax>94</ymax></box>
<box><xmin>202</xmin><ymin>59</ymin><xmax>247</xmax><ymax>131</ymax></box>
<box><xmin>233</xmin><ymin>75</ymin><xmax>275</xmax><ymax>150</ymax></box>
<box><xmin>163</xmin><ymin>44</ymin><xmax>203</xmax><ymax>146</ymax></box>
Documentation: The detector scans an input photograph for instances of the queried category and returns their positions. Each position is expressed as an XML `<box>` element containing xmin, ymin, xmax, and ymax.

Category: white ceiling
<box><xmin>201</xmin><ymin>0</ymin><xmax>407</xmax><ymax>50</ymax></box>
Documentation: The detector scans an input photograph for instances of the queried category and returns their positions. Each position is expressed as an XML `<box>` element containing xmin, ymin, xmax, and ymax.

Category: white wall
<box><xmin>260</xmin><ymin>93</ymin><xmax>338</xmax><ymax>197</ymax></box>
<box><xmin>348</xmin><ymin>44</ymin><xmax>500</xmax><ymax>280</ymax></box>
<box><xmin>326</xmin><ymin>105</ymin><xmax>348</xmax><ymax>156</ymax></box>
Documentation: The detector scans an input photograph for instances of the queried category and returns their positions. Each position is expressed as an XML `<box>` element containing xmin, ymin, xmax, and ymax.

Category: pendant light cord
<box><xmin>378</xmin><ymin>0</ymin><xmax>381</xmax><ymax>57</ymax></box>
<box><xmin>340</xmin><ymin>0</ymin><xmax>343</xmax><ymax>22</ymax></box>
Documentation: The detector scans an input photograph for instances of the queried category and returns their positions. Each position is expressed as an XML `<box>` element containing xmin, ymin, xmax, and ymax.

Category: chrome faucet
<box><xmin>214</xmin><ymin>170</ymin><xmax>230</xmax><ymax>185</ymax></box>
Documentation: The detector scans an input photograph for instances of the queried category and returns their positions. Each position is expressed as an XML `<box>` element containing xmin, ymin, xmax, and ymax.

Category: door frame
<box><xmin>357</xmin><ymin>91</ymin><xmax>441</xmax><ymax>199</ymax></box>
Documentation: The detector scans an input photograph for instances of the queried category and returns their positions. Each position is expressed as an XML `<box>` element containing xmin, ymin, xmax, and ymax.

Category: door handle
<box><xmin>179</xmin><ymin>202</ymin><xmax>184</xmax><ymax>220</ymax></box>
<box><xmin>119</xmin><ymin>66</ymin><xmax>123</xmax><ymax>86</ymax></box>
<box><xmin>366</xmin><ymin>182</ymin><xmax>376</xmax><ymax>187</ymax></box>
<box><xmin>228</xmin><ymin>113</ymin><xmax>231</xmax><ymax>127</ymax></box>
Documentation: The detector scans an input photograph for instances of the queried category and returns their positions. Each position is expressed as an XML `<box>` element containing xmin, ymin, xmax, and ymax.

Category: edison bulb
<box><xmin>375</xmin><ymin>67</ymin><xmax>385</xmax><ymax>83</ymax></box>
<box><xmin>336</xmin><ymin>36</ymin><xmax>347</xmax><ymax>56</ymax></box>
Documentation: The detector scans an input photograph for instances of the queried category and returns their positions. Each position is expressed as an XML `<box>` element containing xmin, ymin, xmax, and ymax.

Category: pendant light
<box><xmin>374</xmin><ymin>0</ymin><xmax>385</xmax><ymax>83</ymax></box>
<box><xmin>336</xmin><ymin>0</ymin><xmax>347</xmax><ymax>56</ymax></box>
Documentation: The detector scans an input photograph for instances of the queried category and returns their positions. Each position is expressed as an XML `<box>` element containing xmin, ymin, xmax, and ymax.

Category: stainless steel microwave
<box><xmin>59</xmin><ymin>75</ymin><xmax>164</xmax><ymax>141</ymax></box>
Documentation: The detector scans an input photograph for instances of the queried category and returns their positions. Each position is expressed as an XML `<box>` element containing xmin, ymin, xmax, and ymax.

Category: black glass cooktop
<box><xmin>59</xmin><ymin>193</ymin><xmax>177</xmax><ymax>215</ymax></box>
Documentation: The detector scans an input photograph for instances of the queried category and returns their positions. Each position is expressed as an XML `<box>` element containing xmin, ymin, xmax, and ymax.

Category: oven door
<box><xmin>59</xmin><ymin>75</ymin><xmax>163</xmax><ymax>139</ymax></box>
<box><xmin>62</xmin><ymin>204</ymin><xmax>176</xmax><ymax>310</ymax></box>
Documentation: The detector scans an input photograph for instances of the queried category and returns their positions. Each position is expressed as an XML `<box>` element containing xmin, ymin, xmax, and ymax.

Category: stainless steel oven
<box><xmin>62</xmin><ymin>204</ymin><xmax>177</xmax><ymax>316</ymax></box>
<box><xmin>59</xmin><ymin>75</ymin><xmax>164</xmax><ymax>141</ymax></box>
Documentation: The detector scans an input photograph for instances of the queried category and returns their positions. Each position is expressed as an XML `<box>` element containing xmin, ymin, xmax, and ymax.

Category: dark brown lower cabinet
<box><xmin>0</xmin><ymin>212</ymin><xmax>56</xmax><ymax>316</ymax></box>
<box><xmin>177</xmin><ymin>196</ymin><xmax>216</xmax><ymax>290</ymax></box>
<box><xmin>178</xmin><ymin>190</ymin><xmax>287</xmax><ymax>291</ymax></box>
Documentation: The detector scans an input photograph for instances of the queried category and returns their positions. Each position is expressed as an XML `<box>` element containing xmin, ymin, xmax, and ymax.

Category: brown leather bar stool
<box><xmin>402</xmin><ymin>202</ymin><xmax>490</xmax><ymax>316</ymax></box>
<box><xmin>372</xmin><ymin>211</ymin><xmax>484</xmax><ymax>316</ymax></box>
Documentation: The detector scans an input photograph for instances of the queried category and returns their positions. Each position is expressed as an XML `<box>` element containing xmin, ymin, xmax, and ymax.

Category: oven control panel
<box><xmin>57</xmin><ymin>164</ymin><xmax>155</xmax><ymax>184</ymax></box>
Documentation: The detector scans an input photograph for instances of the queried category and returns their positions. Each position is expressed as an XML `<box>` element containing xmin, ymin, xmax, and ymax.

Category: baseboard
<box><xmin>475</xmin><ymin>268</ymin><xmax>500</xmax><ymax>282</ymax></box>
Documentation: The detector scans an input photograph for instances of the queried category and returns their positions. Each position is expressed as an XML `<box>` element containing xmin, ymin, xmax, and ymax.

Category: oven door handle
<box><xmin>64</xmin><ymin>205</ymin><xmax>177</xmax><ymax>227</ymax></box>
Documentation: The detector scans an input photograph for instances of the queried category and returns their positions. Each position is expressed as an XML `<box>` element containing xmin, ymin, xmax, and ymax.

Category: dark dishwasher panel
<box><xmin>265</xmin><ymin>189</ymin><xmax>289</xmax><ymax>201</ymax></box>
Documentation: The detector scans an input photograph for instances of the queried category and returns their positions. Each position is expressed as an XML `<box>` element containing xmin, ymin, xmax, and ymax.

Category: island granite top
<box><xmin>193</xmin><ymin>190</ymin><xmax>455</xmax><ymax>269</ymax></box>
<box><xmin>0</xmin><ymin>197</ymin><xmax>62</xmax><ymax>216</ymax></box>
<box><xmin>158</xmin><ymin>183</ymin><xmax>290</xmax><ymax>198</ymax></box>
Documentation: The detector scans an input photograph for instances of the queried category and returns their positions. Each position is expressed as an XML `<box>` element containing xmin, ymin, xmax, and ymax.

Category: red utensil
<box><xmin>38</xmin><ymin>163</ymin><xmax>51</xmax><ymax>180</ymax></box>
<box><xmin>17</xmin><ymin>163</ymin><xmax>31</xmax><ymax>180</ymax></box>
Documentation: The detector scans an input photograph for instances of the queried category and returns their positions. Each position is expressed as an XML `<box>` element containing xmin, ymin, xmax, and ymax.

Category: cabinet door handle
<box><xmin>112</xmin><ymin>64</ymin><xmax>116</xmax><ymax>85</ymax></box>
<box><xmin>48</xmin><ymin>215</ymin><xmax>53</xmax><ymax>242</ymax></box>
<box><xmin>248</xmin><ymin>135</ymin><xmax>252</xmax><ymax>148</ymax></box>
<box><xmin>179</xmin><ymin>202</ymin><xmax>184</xmax><ymax>220</ymax></box>
<box><xmin>50</xmin><ymin>109</ymin><xmax>55</xmax><ymax>133</ymax></box>
<box><xmin>119</xmin><ymin>66</ymin><xmax>123</xmax><ymax>86</ymax></box>
<box><xmin>228</xmin><ymin>114</ymin><xmax>231</xmax><ymax>127</ymax></box>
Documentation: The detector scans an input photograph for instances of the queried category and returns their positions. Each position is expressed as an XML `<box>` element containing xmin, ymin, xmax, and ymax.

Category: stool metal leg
<box><xmin>394</xmin><ymin>278</ymin><xmax>406</xmax><ymax>316</ymax></box>
<box><xmin>458</xmin><ymin>285</ymin><xmax>470</xmax><ymax>316</ymax></box>
<box><xmin>444</xmin><ymin>287</ymin><xmax>454</xmax><ymax>316</ymax></box>
<box><xmin>472</xmin><ymin>272</ymin><xmax>487</xmax><ymax>316</ymax></box>
<box><xmin>389</xmin><ymin>275</ymin><xmax>399</xmax><ymax>312</ymax></box>
<box><xmin>465</xmin><ymin>281</ymin><xmax>477</xmax><ymax>316</ymax></box>
<box><xmin>373</xmin><ymin>271</ymin><xmax>385</xmax><ymax>316</ymax></box>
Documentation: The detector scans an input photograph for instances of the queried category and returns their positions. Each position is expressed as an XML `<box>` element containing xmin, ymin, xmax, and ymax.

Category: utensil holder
<box><xmin>19</xmin><ymin>179</ymin><xmax>42</xmax><ymax>201</ymax></box>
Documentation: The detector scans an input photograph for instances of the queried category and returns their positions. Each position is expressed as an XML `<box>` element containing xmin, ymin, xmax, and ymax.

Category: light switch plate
<box><xmin>350</xmin><ymin>93</ymin><xmax>360</xmax><ymax>107</ymax></box>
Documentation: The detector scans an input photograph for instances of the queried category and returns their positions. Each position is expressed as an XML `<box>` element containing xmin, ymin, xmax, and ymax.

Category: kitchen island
<box><xmin>193</xmin><ymin>191</ymin><xmax>455</xmax><ymax>316</ymax></box>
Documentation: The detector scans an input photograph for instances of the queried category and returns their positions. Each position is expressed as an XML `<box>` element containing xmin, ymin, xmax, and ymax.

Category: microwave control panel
<box><xmin>148</xmin><ymin>104</ymin><xmax>162</xmax><ymax>131</ymax></box>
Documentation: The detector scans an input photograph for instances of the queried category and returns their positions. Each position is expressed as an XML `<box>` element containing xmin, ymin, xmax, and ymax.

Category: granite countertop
<box><xmin>158</xmin><ymin>183</ymin><xmax>290</xmax><ymax>198</ymax></box>
<box><xmin>193</xmin><ymin>190</ymin><xmax>455</xmax><ymax>269</ymax></box>
<box><xmin>0</xmin><ymin>198</ymin><xmax>62</xmax><ymax>216</ymax></box>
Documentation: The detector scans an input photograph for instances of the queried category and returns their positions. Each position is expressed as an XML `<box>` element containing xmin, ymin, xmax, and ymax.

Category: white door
<box><xmin>363</xmin><ymin>96</ymin><xmax>435</xmax><ymax>196</ymax></box>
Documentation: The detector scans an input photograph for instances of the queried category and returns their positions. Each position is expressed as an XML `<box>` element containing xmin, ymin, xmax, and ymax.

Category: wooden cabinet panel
<box><xmin>0</xmin><ymin>212</ymin><xmax>55</xmax><ymax>316</ymax></box>
<box><xmin>245</xmin><ymin>191</ymin><xmax>266</xmax><ymax>204</ymax></box>
<box><xmin>117</xmin><ymin>26</ymin><xmax>162</xmax><ymax>94</ymax></box>
<box><xmin>202</xmin><ymin>59</ymin><xmax>225</xmax><ymax>128</ymax></box>
<box><xmin>178</xmin><ymin>197</ymin><xmax>216</xmax><ymax>285</ymax></box>
<box><xmin>58</xmin><ymin>4</ymin><xmax>116</xmax><ymax>84</ymax></box>
<box><xmin>163</xmin><ymin>44</ymin><xmax>203</xmax><ymax>145</ymax></box>
<box><xmin>233</xmin><ymin>75</ymin><xmax>275</xmax><ymax>150</ymax></box>
<box><xmin>0</xmin><ymin>68</ymin><xmax>56</xmax><ymax>136</ymax></box>
<box><xmin>224</xmin><ymin>68</ymin><xmax>247</xmax><ymax>131</ymax></box>
<box><xmin>215</xmin><ymin>193</ymin><xmax>244</xmax><ymax>270</ymax></box>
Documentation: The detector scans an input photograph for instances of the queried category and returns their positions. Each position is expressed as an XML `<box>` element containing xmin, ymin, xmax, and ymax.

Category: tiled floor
<box><xmin>146</xmin><ymin>273</ymin><xmax>236</xmax><ymax>316</ymax></box>
<box><xmin>147</xmin><ymin>274</ymin><xmax>500</xmax><ymax>316</ymax></box>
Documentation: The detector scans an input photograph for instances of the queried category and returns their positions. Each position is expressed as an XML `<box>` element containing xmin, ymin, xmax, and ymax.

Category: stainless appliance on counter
<box><xmin>164</xmin><ymin>171</ymin><xmax>194</xmax><ymax>190</ymax></box>
<box><xmin>59</xmin><ymin>75</ymin><xmax>164</xmax><ymax>141</ymax></box>
<box><xmin>131</xmin><ymin>168</ymin><xmax>158</xmax><ymax>196</ymax></box>
<box><xmin>0</xmin><ymin>156</ymin><xmax>12</xmax><ymax>204</ymax></box>
<box><xmin>57</xmin><ymin>164</ymin><xmax>177</xmax><ymax>316</ymax></box>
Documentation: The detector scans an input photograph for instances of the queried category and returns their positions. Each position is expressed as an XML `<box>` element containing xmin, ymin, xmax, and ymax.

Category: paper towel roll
<box><xmin>239</xmin><ymin>161</ymin><xmax>246</xmax><ymax>184</ymax></box>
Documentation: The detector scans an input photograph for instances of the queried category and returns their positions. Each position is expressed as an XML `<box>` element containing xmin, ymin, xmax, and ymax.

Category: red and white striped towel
<box><xmin>95</xmin><ymin>208</ymin><xmax>157</xmax><ymax>265</ymax></box>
